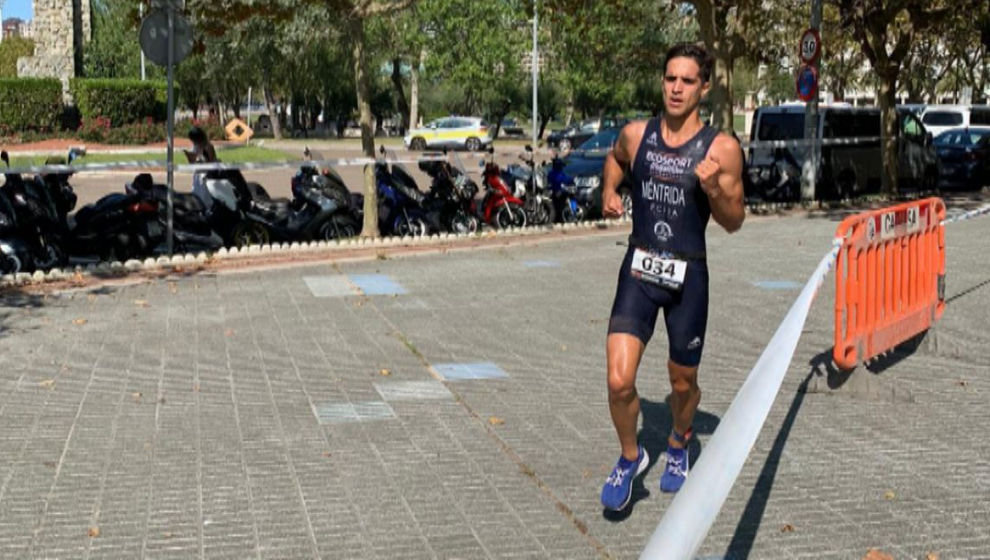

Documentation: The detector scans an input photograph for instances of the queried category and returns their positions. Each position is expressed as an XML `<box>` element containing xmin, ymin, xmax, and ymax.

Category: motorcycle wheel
<box><xmin>450</xmin><ymin>211</ymin><xmax>479</xmax><ymax>234</ymax></box>
<box><xmin>537</xmin><ymin>198</ymin><xmax>555</xmax><ymax>225</ymax></box>
<box><xmin>32</xmin><ymin>241</ymin><xmax>65</xmax><ymax>271</ymax></box>
<box><xmin>318</xmin><ymin>218</ymin><xmax>358</xmax><ymax>241</ymax></box>
<box><xmin>231</xmin><ymin>222</ymin><xmax>270</xmax><ymax>248</ymax></box>
<box><xmin>395</xmin><ymin>215</ymin><xmax>427</xmax><ymax>237</ymax></box>
<box><xmin>0</xmin><ymin>252</ymin><xmax>22</xmax><ymax>274</ymax></box>
<box><xmin>621</xmin><ymin>191</ymin><xmax>633</xmax><ymax>217</ymax></box>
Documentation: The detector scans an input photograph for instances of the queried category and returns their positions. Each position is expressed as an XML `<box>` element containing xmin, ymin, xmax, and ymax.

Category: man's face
<box><xmin>662</xmin><ymin>57</ymin><xmax>710</xmax><ymax>118</ymax></box>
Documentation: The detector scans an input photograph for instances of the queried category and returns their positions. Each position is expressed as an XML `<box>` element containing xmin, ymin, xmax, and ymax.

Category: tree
<box><xmin>682</xmin><ymin>0</ymin><xmax>800</xmax><ymax>131</ymax></box>
<box><xmin>831</xmin><ymin>0</ymin><xmax>981</xmax><ymax>194</ymax></box>
<box><xmin>187</xmin><ymin>0</ymin><xmax>418</xmax><ymax>238</ymax></box>
<box><xmin>0</xmin><ymin>36</ymin><xmax>34</xmax><ymax>78</ymax></box>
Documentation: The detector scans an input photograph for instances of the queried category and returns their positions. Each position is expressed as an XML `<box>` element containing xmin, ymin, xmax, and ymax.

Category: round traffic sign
<box><xmin>796</xmin><ymin>64</ymin><xmax>818</xmax><ymax>102</ymax></box>
<box><xmin>800</xmin><ymin>28</ymin><xmax>821</xmax><ymax>64</ymax></box>
<box><xmin>139</xmin><ymin>8</ymin><xmax>194</xmax><ymax>67</ymax></box>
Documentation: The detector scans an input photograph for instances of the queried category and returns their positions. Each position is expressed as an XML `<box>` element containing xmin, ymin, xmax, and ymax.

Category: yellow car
<box><xmin>404</xmin><ymin>116</ymin><xmax>493</xmax><ymax>151</ymax></box>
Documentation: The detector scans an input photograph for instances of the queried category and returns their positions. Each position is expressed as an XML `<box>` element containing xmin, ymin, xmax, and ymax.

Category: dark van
<box><xmin>745</xmin><ymin>104</ymin><xmax>938</xmax><ymax>201</ymax></box>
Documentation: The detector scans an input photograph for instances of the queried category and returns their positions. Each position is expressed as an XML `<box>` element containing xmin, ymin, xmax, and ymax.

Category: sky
<box><xmin>2</xmin><ymin>0</ymin><xmax>32</xmax><ymax>21</ymax></box>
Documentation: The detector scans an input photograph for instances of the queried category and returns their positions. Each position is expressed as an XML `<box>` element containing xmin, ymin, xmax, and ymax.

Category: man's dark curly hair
<box><xmin>663</xmin><ymin>43</ymin><xmax>715</xmax><ymax>83</ymax></box>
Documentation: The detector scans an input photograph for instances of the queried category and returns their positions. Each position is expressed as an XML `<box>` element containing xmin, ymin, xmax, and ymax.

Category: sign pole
<box><xmin>800</xmin><ymin>0</ymin><xmax>823</xmax><ymax>202</ymax></box>
<box><xmin>166</xmin><ymin>5</ymin><xmax>175</xmax><ymax>256</ymax></box>
<box><xmin>531</xmin><ymin>0</ymin><xmax>538</xmax><ymax>148</ymax></box>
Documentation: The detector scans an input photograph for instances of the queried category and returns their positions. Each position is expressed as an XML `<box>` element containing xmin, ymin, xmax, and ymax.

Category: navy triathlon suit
<box><xmin>608</xmin><ymin>118</ymin><xmax>719</xmax><ymax>366</ymax></box>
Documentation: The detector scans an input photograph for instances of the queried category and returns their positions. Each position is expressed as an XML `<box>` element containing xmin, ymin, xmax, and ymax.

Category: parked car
<box><xmin>558</xmin><ymin>127</ymin><xmax>632</xmax><ymax>217</ymax></box>
<box><xmin>920</xmin><ymin>104</ymin><xmax>990</xmax><ymax>138</ymax></box>
<box><xmin>745</xmin><ymin>104</ymin><xmax>939</xmax><ymax>201</ymax></box>
<box><xmin>500</xmin><ymin>118</ymin><xmax>525</xmax><ymax>137</ymax></box>
<box><xmin>934</xmin><ymin>126</ymin><xmax>990</xmax><ymax>190</ymax></box>
<box><xmin>404</xmin><ymin>116</ymin><xmax>493</xmax><ymax>151</ymax></box>
<box><xmin>546</xmin><ymin>117</ymin><xmax>628</xmax><ymax>151</ymax></box>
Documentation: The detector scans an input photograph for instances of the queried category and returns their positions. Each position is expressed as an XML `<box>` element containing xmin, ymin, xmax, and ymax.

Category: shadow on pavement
<box><xmin>602</xmin><ymin>397</ymin><xmax>721</xmax><ymax>522</ymax></box>
<box><xmin>0</xmin><ymin>288</ymin><xmax>48</xmax><ymax>339</ymax></box>
<box><xmin>724</xmin><ymin>349</ymin><xmax>829</xmax><ymax>559</ymax></box>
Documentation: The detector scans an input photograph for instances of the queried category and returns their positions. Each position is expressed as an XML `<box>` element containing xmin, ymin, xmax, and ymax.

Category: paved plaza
<box><xmin>1</xmin><ymin>201</ymin><xmax>988</xmax><ymax>559</ymax></box>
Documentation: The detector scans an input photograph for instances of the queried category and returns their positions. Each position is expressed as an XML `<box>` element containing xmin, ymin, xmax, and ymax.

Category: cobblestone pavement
<box><xmin>1</xmin><ymin>204</ymin><xmax>988</xmax><ymax>559</ymax></box>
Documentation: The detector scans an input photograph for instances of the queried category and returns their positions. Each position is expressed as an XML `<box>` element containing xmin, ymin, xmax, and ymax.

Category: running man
<box><xmin>599</xmin><ymin>43</ymin><xmax>745</xmax><ymax>511</ymax></box>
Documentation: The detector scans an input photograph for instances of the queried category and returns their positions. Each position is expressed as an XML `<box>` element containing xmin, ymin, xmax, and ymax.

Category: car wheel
<box><xmin>559</xmin><ymin>139</ymin><xmax>571</xmax><ymax>152</ymax></box>
<box><xmin>410</xmin><ymin>137</ymin><xmax>426</xmax><ymax>151</ymax></box>
<box><xmin>465</xmin><ymin>137</ymin><xmax>481</xmax><ymax>152</ymax></box>
<box><xmin>232</xmin><ymin>221</ymin><xmax>270</xmax><ymax>248</ymax></box>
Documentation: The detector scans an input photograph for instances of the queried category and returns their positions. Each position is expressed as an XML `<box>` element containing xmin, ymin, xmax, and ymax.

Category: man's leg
<box><xmin>606</xmin><ymin>333</ymin><xmax>646</xmax><ymax>461</ymax></box>
<box><xmin>666</xmin><ymin>359</ymin><xmax>700</xmax><ymax>448</ymax></box>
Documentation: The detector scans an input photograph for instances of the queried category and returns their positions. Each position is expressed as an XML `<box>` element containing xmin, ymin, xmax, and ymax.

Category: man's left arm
<box><xmin>695</xmin><ymin>135</ymin><xmax>745</xmax><ymax>233</ymax></box>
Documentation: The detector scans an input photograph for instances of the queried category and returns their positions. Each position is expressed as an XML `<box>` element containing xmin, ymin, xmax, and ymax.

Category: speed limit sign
<box><xmin>800</xmin><ymin>28</ymin><xmax>821</xmax><ymax>64</ymax></box>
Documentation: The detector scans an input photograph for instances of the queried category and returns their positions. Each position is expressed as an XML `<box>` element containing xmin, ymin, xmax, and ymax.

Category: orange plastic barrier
<box><xmin>834</xmin><ymin>197</ymin><xmax>946</xmax><ymax>370</ymax></box>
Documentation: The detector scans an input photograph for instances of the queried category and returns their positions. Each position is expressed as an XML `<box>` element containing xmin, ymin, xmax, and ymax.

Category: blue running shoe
<box><xmin>659</xmin><ymin>446</ymin><xmax>688</xmax><ymax>493</ymax></box>
<box><xmin>600</xmin><ymin>446</ymin><xmax>649</xmax><ymax>511</ymax></box>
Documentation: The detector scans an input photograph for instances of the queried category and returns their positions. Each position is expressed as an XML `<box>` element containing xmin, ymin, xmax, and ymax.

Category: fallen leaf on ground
<box><xmin>131</xmin><ymin>392</ymin><xmax>142</xmax><ymax>402</ymax></box>
<box><xmin>133</xmin><ymin>299</ymin><xmax>149</xmax><ymax>307</ymax></box>
<box><xmin>862</xmin><ymin>549</ymin><xmax>893</xmax><ymax>560</ymax></box>
<box><xmin>957</xmin><ymin>380</ymin><xmax>968</xmax><ymax>387</ymax></box>
<box><xmin>926</xmin><ymin>553</ymin><xmax>939</xmax><ymax>560</ymax></box>
<box><xmin>43</xmin><ymin>461</ymin><xmax>56</xmax><ymax>469</ymax></box>
<box><xmin>163</xmin><ymin>531</ymin><xmax>174</xmax><ymax>538</ymax></box>
<box><xmin>193</xmin><ymin>383</ymin><xmax>200</xmax><ymax>392</ymax></box>
<box><xmin>884</xmin><ymin>490</ymin><xmax>896</xmax><ymax>500</ymax></box>
<box><xmin>168</xmin><ymin>282</ymin><xmax>178</xmax><ymax>294</ymax></box>
<box><xmin>39</xmin><ymin>379</ymin><xmax>55</xmax><ymax>389</ymax></box>
<box><xmin>376</xmin><ymin>252</ymin><xmax>388</xmax><ymax>260</ymax></box>
<box><xmin>488</xmin><ymin>416</ymin><xmax>505</xmax><ymax>426</ymax></box>
<box><xmin>88</xmin><ymin>527</ymin><xmax>100</xmax><ymax>538</ymax></box>
<box><xmin>224</xmin><ymin>328</ymin><xmax>235</xmax><ymax>337</ymax></box>
<box><xmin>379</xmin><ymin>368</ymin><xmax>391</xmax><ymax>376</ymax></box>
<box><xmin>86</xmin><ymin>294</ymin><xmax>96</xmax><ymax>302</ymax></box>
<box><xmin>72</xmin><ymin>318</ymin><xmax>87</xmax><ymax>326</ymax></box>
<box><xmin>157</xmin><ymin>397</ymin><xmax>166</xmax><ymax>405</ymax></box>
<box><xmin>560</xmin><ymin>344</ymin><xmax>567</xmax><ymax>351</ymax></box>
<box><xmin>780</xmin><ymin>523</ymin><xmax>795</xmax><ymax>533</ymax></box>
<box><xmin>322</xmin><ymin>451</ymin><xmax>332</xmax><ymax>458</ymax></box>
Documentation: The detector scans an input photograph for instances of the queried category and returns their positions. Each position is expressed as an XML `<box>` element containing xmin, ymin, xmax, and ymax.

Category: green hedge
<box><xmin>0</xmin><ymin>78</ymin><xmax>62</xmax><ymax>133</ymax></box>
<box><xmin>70</xmin><ymin>78</ymin><xmax>168</xmax><ymax>125</ymax></box>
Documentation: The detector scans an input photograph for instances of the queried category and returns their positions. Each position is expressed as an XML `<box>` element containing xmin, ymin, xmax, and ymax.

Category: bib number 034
<box><xmin>631</xmin><ymin>248</ymin><xmax>687</xmax><ymax>290</ymax></box>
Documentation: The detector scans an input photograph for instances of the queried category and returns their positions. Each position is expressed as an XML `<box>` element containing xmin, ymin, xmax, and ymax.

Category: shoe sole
<box><xmin>605</xmin><ymin>448</ymin><xmax>650</xmax><ymax>511</ymax></box>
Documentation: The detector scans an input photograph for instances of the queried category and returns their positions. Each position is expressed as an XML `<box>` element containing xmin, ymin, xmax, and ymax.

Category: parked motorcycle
<box><xmin>376</xmin><ymin>146</ymin><xmax>429</xmax><ymax>236</ymax></box>
<box><xmin>477</xmin><ymin>147</ymin><xmax>526</xmax><ymax>229</ymax></box>
<box><xmin>419</xmin><ymin>149</ymin><xmax>480</xmax><ymax>234</ymax></box>
<box><xmin>544</xmin><ymin>151</ymin><xmax>585</xmax><ymax>223</ymax></box>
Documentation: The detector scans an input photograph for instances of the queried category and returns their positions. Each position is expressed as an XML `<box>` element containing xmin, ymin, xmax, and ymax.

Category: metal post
<box><xmin>531</xmin><ymin>0</ymin><xmax>538</xmax><ymax>147</ymax></box>
<box><xmin>800</xmin><ymin>0</ymin><xmax>823</xmax><ymax>202</ymax></box>
<box><xmin>247</xmin><ymin>86</ymin><xmax>252</xmax><ymax>133</ymax></box>
<box><xmin>166</xmin><ymin>6</ymin><xmax>175</xmax><ymax>256</ymax></box>
<box><xmin>140</xmin><ymin>3</ymin><xmax>146</xmax><ymax>80</ymax></box>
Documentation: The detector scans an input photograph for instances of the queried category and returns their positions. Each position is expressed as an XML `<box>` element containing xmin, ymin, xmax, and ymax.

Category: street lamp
<box><xmin>531</xmin><ymin>0</ymin><xmax>538</xmax><ymax>147</ymax></box>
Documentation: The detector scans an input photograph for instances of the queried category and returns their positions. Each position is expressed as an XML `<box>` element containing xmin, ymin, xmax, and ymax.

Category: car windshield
<box><xmin>577</xmin><ymin>128</ymin><xmax>620</xmax><ymax>150</ymax></box>
<box><xmin>935</xmin><ymin>129</ymin><xmax>990</xmax><ymax>147</ymax></box>
<box><xmin>923</xmin><ymin>111</ymin><xmax>964</xmax><ymax>126</ymax></box>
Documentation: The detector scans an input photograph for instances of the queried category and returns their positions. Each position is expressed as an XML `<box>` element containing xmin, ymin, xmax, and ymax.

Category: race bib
<box><xmin>630</xmin><ymin>248</ymin><xmax>687</xmax><ymax>290</ymax></box>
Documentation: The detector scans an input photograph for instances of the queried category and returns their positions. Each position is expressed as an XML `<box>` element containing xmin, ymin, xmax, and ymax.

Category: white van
<box><xmin>920</xmin><ymin>105</ymin><xmax>990</xmax><ymax>138</ymax></box>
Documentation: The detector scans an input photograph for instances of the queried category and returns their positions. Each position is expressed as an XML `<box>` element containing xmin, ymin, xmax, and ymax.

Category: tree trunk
<box><xmin>264</xmin><ymin>86</ymin><xmax>282</xmax><ymax>139</ymax></box>
<box><xmin>391</xmin><ymin>57</ymin><xmax>410</xmax><ymax>133</ymax></box>
<box><xmin>350</xmin><ymin>16</ymin><xmax>379</xmax><ymax>238</ymax></box>
<box><xmin>878</xmin><ymin>73</ymin><xmax>899</xmax><ymax>195</ymax></box>
<box><xmin>711</xmin><ymin>53</ymin><xmax>734</xmax><ymax>132</ymax></box>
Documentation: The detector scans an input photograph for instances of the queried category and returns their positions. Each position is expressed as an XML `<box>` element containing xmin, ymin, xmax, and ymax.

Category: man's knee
<box><xmin>668</xmin><ymin>362</ymin><xmax>699</xmax><ymax>395</ymax></box>
<box><xmin>607</xmin><ymin>366</ymin><xmax>636</xmax><ymax>399</ymax></box>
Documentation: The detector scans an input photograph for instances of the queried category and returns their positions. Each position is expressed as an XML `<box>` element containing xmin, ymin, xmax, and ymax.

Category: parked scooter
<box><xmin>375</xmin><ymin>146</ymin><xmax>429</xmax><ymax>236</ymax></box>
<box><xmin>477</xmin><ymin>147</ymin><xmax>526</xmax><ymax>229</ymax></box>
<box><xmin>419</xmin><ymin>149</ymin><xmax>480</xmax><ymax>234</ymax></box>
<box><xmin>544</xmin><ymin>151</ymin><xmax>584</xmax><ymax>223</ymax></box>
<box><xmin>0</xmin><ymin>149</ymin><xmax>82</xmax><ymax>270</ymax></box>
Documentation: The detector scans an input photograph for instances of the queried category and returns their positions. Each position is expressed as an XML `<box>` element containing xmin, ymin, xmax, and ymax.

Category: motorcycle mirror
<box><xmin>487</xmin><ymin>147</ymin><xmax>494</xmax><ymax>154</ymax></box>
<box><xmin>303</xmin><ymin>146</ymin><xmax>312</xmax><ymax>160</ymax></box>
<box><xmin>442</xmin><ymin>147</ymin><xmax>448</xmax><ymax>155</ymax></box>
<box><xmin>525</xmin><ymin>144</ymin><xmax>532</xmax><ymax>152</ymax></box>
<box><xmin>1</xmin><ymin>151</ymin><xmax>8</xmax><ymax>167</ymax></box>
<box><xmin>379</xmin><ymin>145</ymin><xmax>386</xmax><ymax>155</ymax></box>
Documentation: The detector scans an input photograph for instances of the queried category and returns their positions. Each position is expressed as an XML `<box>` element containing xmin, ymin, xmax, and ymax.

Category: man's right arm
<box><xmin>602</xmin><ymin>123</ymin><xmax>637</xmax><ymax>218</ymax></box>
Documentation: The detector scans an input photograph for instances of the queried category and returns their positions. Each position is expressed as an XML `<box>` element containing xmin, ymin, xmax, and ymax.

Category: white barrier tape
<box><xmin>740</xmin><ymin>136</ymin><xmax>881</xmax><ymax>150</ymax></box>
<box><xmin>640</xmin><ymin>238</ymin><xmax>842</xmax><ymax>560</ymax></box>
<box><xmin>941</xmin><ymin>202</ymin><xmax>990</xmax><ymax>225</ymax></box>
<box><xmin>0</xmin><ymin>154</ymin><xmax>446</xmax><ymax>177</ymax></box>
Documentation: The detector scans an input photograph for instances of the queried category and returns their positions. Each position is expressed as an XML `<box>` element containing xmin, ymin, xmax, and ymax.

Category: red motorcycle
<box><xmin>476</xmin><ymin>147</ymin><xmax>527</xmax><ymax>229</ymax></box>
